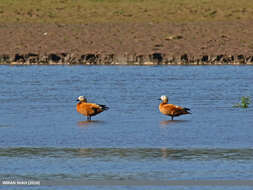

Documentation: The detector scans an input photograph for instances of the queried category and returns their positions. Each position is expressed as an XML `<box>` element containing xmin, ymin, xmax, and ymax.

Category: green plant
<box><xmin>233</xmin><ymin>96</ymin><xmax>250</xmax><ymax>108</ymax></box>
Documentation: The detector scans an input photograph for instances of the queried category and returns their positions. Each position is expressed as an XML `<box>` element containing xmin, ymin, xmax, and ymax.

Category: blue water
<box><xmin>0</xmin><ymin>65</ymin><xmax>253</xmax><ymax>189</ymax></box>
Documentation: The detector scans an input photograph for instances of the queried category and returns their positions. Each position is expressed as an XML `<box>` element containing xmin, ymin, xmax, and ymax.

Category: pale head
<box><xmin>77</xmin><ymin>96</ymin><xmax>87</xmax><ymax>102</ymax></box>
<box><xmin>160</xmin><ymin>95</ymin><xmax>168</xmax><ymax>103</ymax></box>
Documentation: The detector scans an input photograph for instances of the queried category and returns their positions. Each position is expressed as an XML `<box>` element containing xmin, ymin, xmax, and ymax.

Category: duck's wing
<box><xmin>160</xmin><ymin>104</ymin><xmax>176</xmax><ymax>115</ymax></box>
<box><xmin>97</xmin><ymin>104</ymin><xmax>109</xmax><ymax>111</ymax></box>
<box><xmin>86</xmin><ymin>103</ymin><xmax>109</xmax><ymax>115</ymax></box>
<box><xmin>183</xmin><ymin>107</ymin><xmax>191</xmax><ymax>111</ymax></box>
<box><xmin>163</xmin><ymin>104</ymin><xmax>191</xmax><ymax>116</ymax></box>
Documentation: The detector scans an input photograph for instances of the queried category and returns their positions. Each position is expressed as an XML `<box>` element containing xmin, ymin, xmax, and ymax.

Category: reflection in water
<box><xmin>0</xmin><ymin>124</ymin><xmax>10</xmax><ymax>128</ymax></box>
<box><xmin>160</xmin><ymin>120</ymin><xmax>189</xmax><ymax>126</ymax></box>
<box><xmin>1</xmin><ymin>147</ymin><xmax>253</xmax><ymax>161</ymax></box>
<box><xmin>161</xmin><ymin>147</ymin><xmax>168</xmax><ymax>158</ymax></box>
<box><xmin>77</xmin><ymin>120</ymin><xmax>104</xmax><ymax>127</ymax></box>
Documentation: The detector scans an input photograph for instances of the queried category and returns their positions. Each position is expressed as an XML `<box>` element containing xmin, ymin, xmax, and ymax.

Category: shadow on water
<box><xmin>1</xmin><ymin>147</ymin><xmax>253</xmax><ymax>161</ymax></box>
<box><xmin>77</xmin><ymin>120</ymin><xmax>105</xmax><ymax>127</ymax></box>
<box><xmin>160</xmin><ymin>120</ymin><xmax>189</xmax><ymax>126</ymax></box>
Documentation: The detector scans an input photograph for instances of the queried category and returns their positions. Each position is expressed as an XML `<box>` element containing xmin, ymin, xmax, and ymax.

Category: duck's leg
<box><xmin>87</xmin><ymin>116</ymin><xmax>91</xmax><ymax>121</ymax></box>
<box><xmin>171</xmin><ymin>116</ymin><xmax>174</xmax><ymax>121</ymax></box>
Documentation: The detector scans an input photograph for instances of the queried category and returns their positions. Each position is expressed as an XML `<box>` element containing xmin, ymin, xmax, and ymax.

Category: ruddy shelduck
<box><xmin>76</xmin><ymin>96</ymin><xmax>109</xmax><ymax>121</ymax></box>
<box><xmin>159</xmin><ymin>95</ymin><xmax>191</xmax><ymax>120</ymax></box>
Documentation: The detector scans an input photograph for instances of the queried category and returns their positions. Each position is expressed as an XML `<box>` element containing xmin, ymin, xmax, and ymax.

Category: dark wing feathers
<box><xmin>183</xmin><ymin>107</ymin><xmax>191</xmax><ymax>114</ymax></box>
<box><xmin>98</xmin><ymin>104</ymin><xmax>109</xmax><ymax>111</ymax></box>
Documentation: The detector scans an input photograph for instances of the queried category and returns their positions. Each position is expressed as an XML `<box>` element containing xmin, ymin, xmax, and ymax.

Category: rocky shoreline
<box><xmin>1</xmin><ymin>53</ymin><xmax>253</xmax><ymax>65</ymax></box>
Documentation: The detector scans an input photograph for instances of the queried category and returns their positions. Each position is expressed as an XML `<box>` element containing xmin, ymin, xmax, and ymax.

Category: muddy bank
<box><xmin>1</xmin><ymin>53</ymin><xmax>253</xmax><ymax>65</ymax></box>
<box><xmin>1</xmin><ymin>22</ymin><xmax>253</xmax><ymax>65</ymax></box>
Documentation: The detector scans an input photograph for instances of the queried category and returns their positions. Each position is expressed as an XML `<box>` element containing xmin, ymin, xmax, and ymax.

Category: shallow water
<box><xmin>0</xmin><ymin>65</ymin><xmax>253</xmax><ymax>189</ymax></box>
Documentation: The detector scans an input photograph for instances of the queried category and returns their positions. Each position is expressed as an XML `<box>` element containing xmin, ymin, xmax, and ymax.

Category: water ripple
<box><xmin>0</xmin><ymin>147</ymin><xmax>252</xmax><ymax>160</ymax></box>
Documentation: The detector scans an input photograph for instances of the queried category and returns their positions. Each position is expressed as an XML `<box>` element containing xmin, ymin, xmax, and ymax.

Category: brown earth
<box><xmin>1</xmin><ymin>21</ymin><xmax>253</xmax><ymax>64</ymax></box>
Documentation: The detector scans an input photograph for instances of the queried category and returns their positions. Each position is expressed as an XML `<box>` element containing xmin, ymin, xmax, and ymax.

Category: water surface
<box><xmin>0</xmin><ymin>65</ymin><xmax>252</xmax><ymax>189</ymax></box>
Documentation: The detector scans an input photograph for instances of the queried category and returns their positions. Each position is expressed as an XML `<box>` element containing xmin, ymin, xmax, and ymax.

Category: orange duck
<box><xmin>159</xmin><ymin>95</ymin><xmax>191</xmax><ymax>120</ymax></box>
<box><xmin>76</xmin><ymin>96</ymin><xmax>109</xmax><ymax>121</ymax></box>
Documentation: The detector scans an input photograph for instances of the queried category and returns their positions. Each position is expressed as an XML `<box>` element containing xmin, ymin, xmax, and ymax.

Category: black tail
<box><xmin>99</xmin><ymin>104</ymin><xmax>109</xmax><ymax>111</ymax></box>
<box><xmin>184</xmin><ymin>107</ymin><xmax>191</xmax><ymax>114</ymax></box>
<box><xmin>184</xmin><ymin>107</ymin><xmax>190</xmax><ymax>111</ymax></box>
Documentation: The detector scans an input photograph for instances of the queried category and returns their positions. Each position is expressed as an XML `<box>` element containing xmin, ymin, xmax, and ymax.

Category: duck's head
<box><xmin>159</xmin><ymin>95</ymin><xmax>168</xmax><ymax>103</ymax></box>
<box><xmin>77</xmin><ymin>96</ymin><xmax>87</xmax><ymax>102</ymax></box>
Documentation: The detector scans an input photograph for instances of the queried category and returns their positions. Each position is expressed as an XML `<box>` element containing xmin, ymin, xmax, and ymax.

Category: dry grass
<box><xmin>0</xmin><ymin>0</ymin><xmax>253</xmax><ymax>23</ymax></box>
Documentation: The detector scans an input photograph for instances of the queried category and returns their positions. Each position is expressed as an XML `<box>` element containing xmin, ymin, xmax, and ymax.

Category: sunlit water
<box><xmin>0</xmin><ymin>65</ymin><xmax>253</xmax><ymax>189</ymax></box>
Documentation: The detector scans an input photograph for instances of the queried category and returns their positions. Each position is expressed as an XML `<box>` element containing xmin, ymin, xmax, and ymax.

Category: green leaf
<box><xmin>233</xmin><ymin>96</ymin><xmax>250</xmax><ymax>108</ymax></box>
